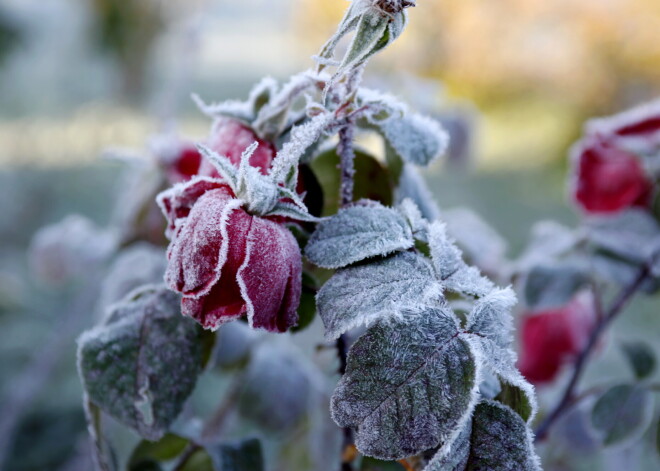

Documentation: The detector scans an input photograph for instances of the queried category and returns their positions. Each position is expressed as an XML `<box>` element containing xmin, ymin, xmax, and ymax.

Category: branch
<box><xmin>534</xmin><ymin>262</ymin><xmax>652</xmax><ymax>441</ymax></box>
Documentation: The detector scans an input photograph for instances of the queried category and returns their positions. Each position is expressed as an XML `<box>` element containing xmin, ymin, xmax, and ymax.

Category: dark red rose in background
<box><xmin>197</xmin><ymin>117</ymin><xmax>276</xmax><ymax>177</ymax></box>
<box><xmin>572</xmin><ymin>137</ymin><xmax>653</xmax><ymax>214</ymax></box>
<box><xmin>157</xmin><ymin>178</ymin><xmax>301</xmax><ymax>333</ymax></box>
<box><xmin>518</xmin><ymin>294</ymin><xmax>597</xmax><ymax>384</ymax></box>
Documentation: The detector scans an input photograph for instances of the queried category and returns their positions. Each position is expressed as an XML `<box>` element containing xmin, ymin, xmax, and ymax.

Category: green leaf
<box><xmin>207</xmin><ymin>438</ymin><xmax>264</xmax><ymax>471</ymax></box>
<box><xmin>591</xmin><ymin>384</ymin><xmax>655</xmax><ymax>446</ymax></box>
<box><xmin>426</xmin><ymin>401</ymin><xmax>540</xmax><ymax>471</ymax></box>
<box><xmin>332</xmin><ymin>307</ymin><xmax>478</xmax><ymax>460</ymax></box>
<box><xmin>378</xmin><ymin>113</ymin><xmax>448</xmax><ymax>167</ymax></box>
<box><xmin>305</xmin><ymin>202</ymin><xmax>413</xmax><ymax>269</ymax></box>
<box><xmin>495</xmin><ymin>383</ymin><xmax>534</xmax><ymax>424</ymax></box>
<box><xmin>524</xmin><ymin>261</ymin><xmax>590</xmax><ymax>310</ymax></box>
<box><xmin>317</xmin><ymin>251</ymin><xmax>440</xmax><ymax>340</ymax></box>
<box><xmin>339</xmin><ymin>10</ymin><xmax>390</xmax><ymax>74</ymax></box>
<box><xmin>77</xmin><ymin>287</ymin><xmax>203</xmax><ymax>441</ymax></box>
<box><xmin>129</xmin><ymin>434</ymin><xmax>188</xmax><ymax>467</ymax></box>
<box><xmin>621</xmin><ymin>341</ymin><xmax>656</xmax><ymax>380</ymax></box>
<box><xmin>292</xmin><ymin>280</ymin><xmax>317</xmax><ymax>333</ymax></box>
<box><xmin>310</xmin><ymin>148</ymin><xmax>393</xmax><ymax>216</ymax></box>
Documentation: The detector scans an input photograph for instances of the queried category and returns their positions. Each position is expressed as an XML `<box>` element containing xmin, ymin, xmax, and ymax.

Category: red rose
<box><xmin>157</xmin><ymin>178</ymin><xmax>301</xmax><ymax>333</ymax></box>
<box><xmin>198</xmin><ymin>117</ymin><xmax>276</xmax><ymax>178</ymax></box>
<box><xmin>518</xmin><ymin>294</ymin><xmax>596</xmax><ymax>384</ymax></box>
<box><xmin>572</xmin><ymin>137</ymin><xmax>652</xmax><ymax>214</ymax></box>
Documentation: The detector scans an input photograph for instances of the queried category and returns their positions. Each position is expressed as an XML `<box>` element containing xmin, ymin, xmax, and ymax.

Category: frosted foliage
<box><xmin>380</xmin><ymin>113</ymin><xmax>449</xmax><ymax>166</ymax></box>
<box><xmin>317</xmin><ymin>251</ymin><xmax>440</xmax><ymax>340</ymax></box>
<box><xmin>515</xmin><ymin>221</ymin><xmax>578</xmax><ymax>272</ymax></box>
<box><xmin>305</xmin><ymin>203</ymin><xmax>414</xmax><ymax>269</ymax></box>
<box><xmin>395</xmin><ymin>165</ymin><xmax>441</xmax><ymax>222</ymax></box>
<box><xmin>98</xmin><ymin>243</ymin><xmax>167</xmax><ymax>312</ymax></box>
<box><xmin>466</xmin><ymin>288</ymin><xmax>516</xmax><ymax>348</ymax></box>
<box><xmin>271</xmin><ymin>112</ymin><xmax>333</xmax><ymax>183</ymax></box>
<box><xmin>331</xmin><ymin>307</ymin><xmax>478</xmax><ymax>460</ymax></box>
<box><xmin>77</xmin><ymin>287</ymin><xmax>202</xmax><ymax>441</ymax></box>
<box><xmin>443</xmin><ymin>208</ymin><xmax>508</xmax><ymax>275</ymax></box>
<box><xmin>398</xmin><ymin>198</ymin><xmax>428</xmax><ymax>239</ymax></box>
<box><xmin>463</xmin><ymin>401</ymin><xmax>541</xmax><ymax>471</ymax></box>
<box><xmin>29</xmin><ymin>214</ymin><xmax>117</xmax><ymax>285</ymax></box>
<box><xmin>428</xmin><ymin>222</ymin><xmax>494</xmax><ymax>297</ymax></box>
<box><xmin>587</xmin><ymin>209</ymin><xmax>660</xmax><ymax>264</ymax></box>
<box><xmin>340</xmin><ymin>9</ymin><xmax>389</xmax><ymax>72</ymax></box>
<box><xmin>424</xmin><ymin>420</ymin><xmax>471</xmax><ymax>471</ymax></box>
<box><xmin>467</xmin><ymin>336</ymin><xmax>537</xmax><ymax>423</ymax></box>
<box><xmin>238</xmin><ymin>343</ymin><xmax>313</xmax><ymax>431</ymax></box>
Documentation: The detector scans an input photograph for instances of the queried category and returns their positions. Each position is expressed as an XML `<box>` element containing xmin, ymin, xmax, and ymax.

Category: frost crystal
<box><xmin>305</xmin><ymin>202</ymin><xmax>414</xmax><ymax>269</ymax></box>
<box><xmin>77</xmin><ymin>287</ymin><xmax>202</xmax><ymax>441</ymax></box>
<box><xmin>317</xmin><ymin>251</ymin><xmax>440</xmax><ymax>340</ymax></box>
<box><xmin>379</xmin><ymin>113</ymin><xmax>449</xmax><ymax>166</ymax></box>
<box><xmin>332</xmin><ymin>307</ymin><xmax>479</xmax><ymax>460</ymax></box>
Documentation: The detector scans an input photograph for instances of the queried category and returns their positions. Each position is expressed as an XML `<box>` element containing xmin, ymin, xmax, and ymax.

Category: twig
<box><xmin>171</xmin><ymin>443</ymin><xmax>202</xmax><ymax>471</ymax></box>
<box><xmin>337</xmin><ymin>121</ymin><xmax>356</xmax><ymax>207</ymax></box>
<box><xmin>201</xmin><ymin>371</ymin><xmax>246</xmax><ymax>441</ymax></box>
<box><xmin>534</xmin><ymin>263</ymin><xmax>651</xmax><ymax>441</ymax></box>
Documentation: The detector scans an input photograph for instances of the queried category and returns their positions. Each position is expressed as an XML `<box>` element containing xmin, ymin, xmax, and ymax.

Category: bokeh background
<box><xmin>0</xmin><ymin>0</ymin><xmax>659</xmax><ymax>470</ymax></box>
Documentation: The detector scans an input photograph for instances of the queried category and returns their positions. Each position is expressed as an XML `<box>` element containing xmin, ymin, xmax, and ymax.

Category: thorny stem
<box><xmin>338</xmin><ymin>121</ymin><xmax>357</xmax><ymax>207</ymax></box>
<box><xmin>534</xmin><ymin>262</ymin><xmax>652</xmax><ymax>442</ymax></box>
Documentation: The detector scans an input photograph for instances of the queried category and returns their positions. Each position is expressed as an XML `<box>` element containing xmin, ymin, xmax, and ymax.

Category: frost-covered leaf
<box><xmin>524</xmin><ymin>261</ymin><xmax>590</xmax><ymax>311</ymax></box>
<box><xmin>78</xmin><ymin>286</ymin><xmax>203</xmax><ymax>441</ymax></box>
<box><xmin>196</xmin><ymin>145</ymin><xmax>239</xmax><ymax>192</ymax></box>
<box><xmin>379</xmin><ymin>113</ymin><xmax>448</xmax><ymax>166</ymax></box>
<box><xmin>443</xmin><ymin>208</ymin><xmax>507</xmax><ymax>275</ymax></box>
<box><xmin>317</xmin><ymin>251</ymin><xmax>440</xmax><ymax>340</ymax></box>
<box><xmin>98</xmin><ymin>243</ymin><xmax>167</xmax><ymax>313</ymax></box>
<box><xmin>310</xmin><ymin>148</ymin><xmax>393</xmax><ymax>216</ymax></box>
<box><xmin>338</xmin><ymin>10</ymin><xmax>389</xmax><ymax>76</ymax></box>
<box><xmin>429</xmin><ymin>400</ymin><xmax>541</xmax><ymax>471</ymax></box>
<box><xmin>331</xmin><ymin>307</ymin><xmax>479</xmax><ymax>460</ymax></box>
<box><xmin>397</xmin><ymin>198</ymin><xmax>428</xmax><ymax>240</ymax></box>
<box><xmin>207</xmin><ymin>437</ymin><xmax>264</xmax><ymax>471</ymax></box>
<box><xmin>464</xmin><ymin>336</ymin><xmax>536</xmax><ymax>424</ymax></box>
<box><xmin>305</xmin><ymin>203</ymin><xmax>413</xmax><ymax>269</ymax></box>
<box><xmin>591</xmin><ymin>384</ymin><xmax>655</xmax><ymax>446</ymax></box>
<box><xmin>238</xmin><ymin>343</ymin><xmax>313</xmax><ymax>431</ymax></box>
<box><xmin>428</xmin><ymin>222</ymin><xmax>494</xmax><ymax>297</ymax></box>
<box><xmin>394</xmin><ymin>164</ymin><xmax>441</xmax><ymax>222</ymax></box>
<box><xmin>587</xmin><ymin>209</ymin><xmax>660</xmax><ymax>266</ymax></box>
<box><xmin>621</xmin><ymin>341</ymin><xmax>656</xmax><ymax>380</ymax></box>
<box><xmin>515</xmin><ymin>221</ymin><xmax>580</xmax><ymax>273</ymax></box>
<box><xmin>423</xmin><ymin>420</ymin><xmax>471</xmax><ymax>471</ymax></box>
<box><xmin>466</xmin><ymin>288</ymin><xmax>516</xmax><ymax>348</ymax></box>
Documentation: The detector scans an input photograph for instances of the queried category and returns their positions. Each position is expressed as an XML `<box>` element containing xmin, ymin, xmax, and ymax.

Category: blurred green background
<box><xmin>0</xmin><ymin>0</ymin><xmax>659</xmax><ymax>470</ymax></box>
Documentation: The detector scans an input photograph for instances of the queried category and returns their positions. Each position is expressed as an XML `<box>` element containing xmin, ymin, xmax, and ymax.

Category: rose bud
<box><xmin>571</xmin><ymin>137</ymin><xmax>653</xmax><ymax>214</ymax></box>
<box><xmin>198</xmin><ymin>117</ymin><xmax>276</xmax><ymax>178</ymax></box>
<box><xmin>518</xmin><ymin>293</ymin><xmax>597</xmax><ymax>384</ymax></box>
<box><xmin>157</xmin><ymin>178</ymin><xmax>301</xmax><ymax>333</ymax></box>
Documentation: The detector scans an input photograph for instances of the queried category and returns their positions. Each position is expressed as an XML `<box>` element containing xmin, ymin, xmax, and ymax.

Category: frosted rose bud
<box><xmin>157</xmin><ymin>178</ymin><xmax>301</xmax><ymax>333</ymax></box>
<box><xmin>518</xmin><ymin>293</ymin><xmax>596</xmax><ymax>384</ymax></box>
<box><xmin>572</xmin><ymin>137</ymin><xmax>652</xmax><ymax>214</ymax></box>
<box><xmin>198</xmin><ymin>117</ymin><xmax>276</xmax><ymax>178</ymax></box>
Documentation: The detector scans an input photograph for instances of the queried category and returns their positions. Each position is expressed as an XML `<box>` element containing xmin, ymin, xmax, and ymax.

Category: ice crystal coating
<box><xmin>395</xmin><ymin>164</ymin><xmax>441</xmax><ymax>222</ymax></box>
<box><xmin>317</xmin><ymin>251</ymin><xmax>440</xmax><ymax>340</ymax></box>
<box><xmin>379</xmin><ymin>113</ymin><xmax>449</xmax><ymax>166</ymax></box>
<box><xmin>305</xmin><ymin>202</ymin><xmax>414</xmax><ymax>269</ymax></box>
<box><xmin>157</xmin><ymin>177</ymin><xmax>302</xmax><ymax>333</ymax></box>
<box><xmin>428</xmin><ymin>222</ymin><xmax>494</xmax><ymax>297</ymax></box>
<box><xmin>77</xmin><ymin>287</ymin><xmax>202</xmax><ymax>441</ymax></box>
<box><xmin>426</xmin><ymin>400</ymin><xmax>541</xmax><ymax>471</ymax></box>
<box><xmin>331</xmin><ymin>307</ymin><xmax>479</xmax><ymax>460</ymax></box>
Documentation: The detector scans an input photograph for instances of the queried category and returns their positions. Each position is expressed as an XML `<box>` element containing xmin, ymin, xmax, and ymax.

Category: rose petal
<box><xmin>157</xmin><ymin>178</ymin><xmax>233</xmax><ymax>237</ymax></box>
<box><xmin>180</xmin><ymin>208</ymin><xmax>253</xmax><ymax>329</ymax></box>
<box><xmin>573</xmin><ymin>138</ymin><xmax>653</xmax><ymax>213</ymax></box>
<box><xmin>237</xmin><ymin>218</ymin><xmax>301</xmax><ymax>332</ymax></box>
<box><xmin>198</xmin><ymin>118</ymin><xmax>276</xmax><ymax>177</ymax></box>
<box><xmin>165</xmin><ymin>190</ymin><xmax>243</xmax><ymax>297</ymax></box>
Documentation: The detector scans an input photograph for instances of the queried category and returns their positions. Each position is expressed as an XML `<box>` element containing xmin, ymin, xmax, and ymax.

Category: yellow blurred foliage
<box><xmin>294</xmin><ymin>0</ymin><xmax>660</xmax><ymax>167</ymax></box>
